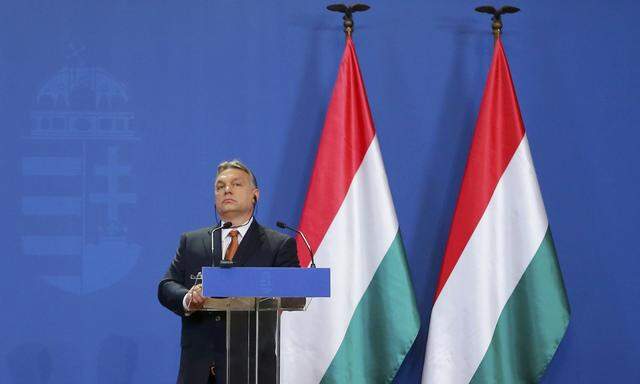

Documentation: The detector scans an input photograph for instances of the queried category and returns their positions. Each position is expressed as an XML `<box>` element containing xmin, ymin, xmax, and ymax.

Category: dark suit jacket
<box><xmin>158</xmin><ymin>220</ymin><xmax>299</xmax><ymax>384</ymax></box>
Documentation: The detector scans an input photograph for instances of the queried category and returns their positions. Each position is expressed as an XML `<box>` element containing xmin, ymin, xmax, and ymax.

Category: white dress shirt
<box><xmin>219</xmin><ymin>217</ymin><xmax>253</xmax><ymax>260</ymax></box>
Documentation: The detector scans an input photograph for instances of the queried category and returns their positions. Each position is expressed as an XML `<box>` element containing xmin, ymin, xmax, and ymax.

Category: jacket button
<box><xmin>215</xmin><ymin>315</ymin><xmax>221</xmax><ymax>322</ymax></box>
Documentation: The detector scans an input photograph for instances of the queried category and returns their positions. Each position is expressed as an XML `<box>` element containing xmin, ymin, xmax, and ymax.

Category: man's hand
<box><xmin>185</xmin><ymin>283</ymin><xmax>206</xmax><ymax>311</ymax></box>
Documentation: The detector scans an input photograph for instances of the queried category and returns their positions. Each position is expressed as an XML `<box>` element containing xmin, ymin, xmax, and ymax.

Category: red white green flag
<box><xmin>281</xmin><ymin>36</ymin><xmax>420</xmax><ymax>383</ymax></box>
<box><xmin>422</xmin><ymin>38</ymin><xmax>570</xmax><ymax>383</ymax></box>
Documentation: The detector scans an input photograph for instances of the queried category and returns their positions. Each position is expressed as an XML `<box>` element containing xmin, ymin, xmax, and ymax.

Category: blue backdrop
<box><xmin>1</xmin><ymin>0</ymin><xmax>638</xmax><ymax>383</ymax></box>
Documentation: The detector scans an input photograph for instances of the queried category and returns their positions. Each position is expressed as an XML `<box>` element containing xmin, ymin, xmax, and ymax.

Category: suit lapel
<box><xmin>202</xmin><ymin>224</ymin><xmax>223</xmax><ymax>267</ymax></box>
<box><xmin>232</xmin><ymin>220</ymin><xmax>264</xmax><ymax>267</ymax></box>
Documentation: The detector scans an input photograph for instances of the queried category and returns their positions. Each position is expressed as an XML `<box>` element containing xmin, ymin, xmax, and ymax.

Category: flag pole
<box><xmin>326</xmin><ymin>3</ymin><xmax>370</xmax><ymax>37</ymax></box>
<box><xmin>475</xmin><ymin>5</ymin><xmax>520</xmax><ymax>40</ymax></box>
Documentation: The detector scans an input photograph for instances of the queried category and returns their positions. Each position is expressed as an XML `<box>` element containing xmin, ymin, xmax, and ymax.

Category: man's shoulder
<box><xmin>181</xmin><ymin>226</ymin><xmax>212</xmax><ymax>239</ymax></box>
<box><xmin>254</xmin><ymin>221</ymin><xmax>291</xmax><ymax>242</ymax></box>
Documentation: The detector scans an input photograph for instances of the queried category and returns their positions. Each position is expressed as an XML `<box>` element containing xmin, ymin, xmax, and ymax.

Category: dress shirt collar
<box><xmin>221</xmin><ymin>216</ymin><xmax>253</xmax><ymax>242</ymax></box>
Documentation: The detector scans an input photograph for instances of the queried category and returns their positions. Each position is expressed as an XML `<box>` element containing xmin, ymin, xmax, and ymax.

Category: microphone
<box><xmin>276</xmin><ymin>221</ymin><xmax>316</xmax><ymax>268</ymax></box>
<box><xmin>210</xmin><ymin>222</ymin><xmax>233</xmax><ymax>266</ymax></box>
<box><xmin>209</xmin><ymin>221</ymin><xmax>233</xmax><ymax>235</ymax></box>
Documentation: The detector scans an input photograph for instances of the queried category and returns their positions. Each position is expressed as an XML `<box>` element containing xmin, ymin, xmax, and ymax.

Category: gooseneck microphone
<box><xmin>276</xmin><ymin>221</ymin><xmax>316</xmax><ymax>268</ymax></box>
<box><xmin>209</xmin><ymin>222</ymin><xmax>233</xmax><ymax>265</ymax></box>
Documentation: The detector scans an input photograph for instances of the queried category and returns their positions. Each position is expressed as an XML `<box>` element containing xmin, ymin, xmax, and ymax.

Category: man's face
<box><xmin>214</xmin><ymin>168</ymin><xmax>258</xmax><ymax>222</ymax></box>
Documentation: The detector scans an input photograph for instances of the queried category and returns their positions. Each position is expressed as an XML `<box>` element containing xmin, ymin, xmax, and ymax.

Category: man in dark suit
<box><xmin>158</xmin><ymin>160</ymin><xmax>299</xmax><ymax>384</ymax></box>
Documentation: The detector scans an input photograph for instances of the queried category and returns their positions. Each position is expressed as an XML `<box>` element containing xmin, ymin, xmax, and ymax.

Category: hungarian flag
<box><xmin>422</xmin><ymin>38</ymin><xmax>570</xmax><ymax>383</ymax></box>
<box><xmin>281</xmin><ymin>36</ymin><xmax>420</xmax><ymax>383</ymax></box>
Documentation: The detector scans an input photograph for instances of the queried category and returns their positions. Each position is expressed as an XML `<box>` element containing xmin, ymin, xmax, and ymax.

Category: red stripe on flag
<box><xmin>434</xmin><ymin>39</ymin><xmax>526</xmax><ymax>299</ymax></box>
<box><xmin>296</xmin><ymin>37</ymin><xmax>376</xmax><ymax>267</ymax></box>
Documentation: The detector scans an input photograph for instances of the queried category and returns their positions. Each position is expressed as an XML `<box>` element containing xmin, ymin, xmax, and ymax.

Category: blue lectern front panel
<box><xmin>202</xmin><ymin>267</ymin><xmax>330</xmax><ymax>298</ymax></box>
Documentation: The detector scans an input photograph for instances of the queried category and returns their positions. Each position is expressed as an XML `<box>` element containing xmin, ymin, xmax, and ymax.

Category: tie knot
<box><xmin>228</xmin><ymin>229</ymin><xmax>239</xmax><ymax>239</ymax></box>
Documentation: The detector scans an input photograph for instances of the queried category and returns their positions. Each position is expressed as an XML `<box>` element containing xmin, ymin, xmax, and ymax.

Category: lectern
<box><xmin>200</xmin><ymin>267</ymin><xmax>330</xmax><ymax>384</ymax></box>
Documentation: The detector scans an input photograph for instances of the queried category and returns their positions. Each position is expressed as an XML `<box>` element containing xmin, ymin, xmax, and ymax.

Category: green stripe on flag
<box><xmin>471</xmin><ymin>228</ymin><xmax>570</xmax><ymax>384</ymax></box>
<box><xmin>321</xmin><ymin>231</ymin><xmax>420</xmax><ymax>384</ymax></box>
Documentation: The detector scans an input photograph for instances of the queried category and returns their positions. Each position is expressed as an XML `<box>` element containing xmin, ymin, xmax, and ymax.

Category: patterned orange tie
<box><xmin>224</xmin><ymin>230</ymin><xmax>240</xmax><ymax>261</ymax></box>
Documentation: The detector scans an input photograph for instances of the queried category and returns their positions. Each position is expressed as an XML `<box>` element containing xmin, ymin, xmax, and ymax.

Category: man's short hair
<box><xmin>216</xmin><ymin>159</ymin><xmax>258</xmax><ymax>188</ymax></box>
